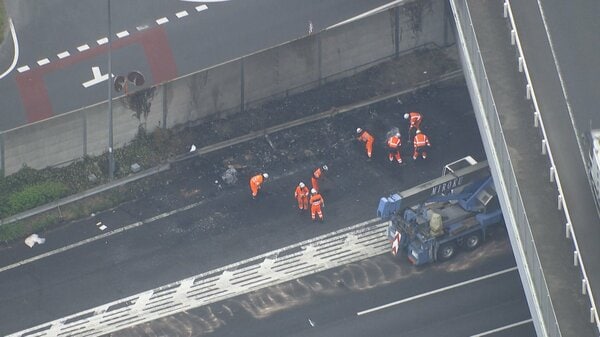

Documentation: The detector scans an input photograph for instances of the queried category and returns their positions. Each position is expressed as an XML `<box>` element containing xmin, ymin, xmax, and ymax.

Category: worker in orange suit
<box><xmin>412</xmin><ymin>130</ymin><xmax>431</xmax><ymax>160</ymax></box>
<box><xmin>356</xmin><ymin>128</ymin><xmax>375</xmax><ymax>158</ymax></box>
<box><xmin>309</xmin><ymin>188</ymin><xmax>324</xmax><ymax>222</ymax></box>
<box><xmin>404</xmin><ymin>111</ymin><xmax>423</xmax><ymax>143</ymax></box>
<box><xmin>294</xmin><ymin>182</ymin><xmax>310</xmax><ymax>211</ymax></box>
<box><xmin>311</xmin><ymin>165</ymin><xmax>328</xmax><ymax>192</ymax></box>
<box><xmin>250</xmin><ymin>173</ymin><xmax>269</xmax><ymax>199</ymax></box>
<box><xmin>387</xmin><ymin>131</ymin><xmax>403</xmax><ymax>164</ymax></box>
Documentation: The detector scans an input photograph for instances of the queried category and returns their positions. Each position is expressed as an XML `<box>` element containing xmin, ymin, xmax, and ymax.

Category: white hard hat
<box><xmin>416</xmin><ymin>129</ymin><xmax>421</xmax><ymax>134</ymax></box>
<box><xmin>404</xmin><ymin>113</ymin><xmax>409</xmax><ymax>119</ymax></box>
<box><xmin>299</xmin><ymin>182</ymin><xmax>305</xmax><ymax>188</ymax></box>
<box><xmin>263</xmin><ymin>173</ymin><xmax>269</xmax><ymax>179</ymax></box>
<box><xmin>356</xmin><ymin>128</ymin><xmax>362</xmax><ymax>134</ymax></box>
<box><xmin>322</xmin><ymin>165</ymin><xmax>328</xmax><ymax>171</ymax></box>
<box><xmin>396</xmin><ymin>132</ymin><xmax>401</xmax><ymax>137</ymax></box>
<box><xmin>311</xmin><ymin>188</ymin><xmax>317</xmax><ymax>194</ymax></box>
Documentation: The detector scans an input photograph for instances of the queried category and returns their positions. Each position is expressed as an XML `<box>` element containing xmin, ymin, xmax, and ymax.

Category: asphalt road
<box><xmin>0</xmin><ymin>80</ymin><xmax>497</xmax><ymax>335</ymax></box>
<box><xmin>0</xmin><ymin>0</ymin><xmax>392</xmax><ymax>131</ymax></box>
<box><xmin>112</xmin><ymin>241</ymin><xmax>534</xmax><ymax>337</ymax></box>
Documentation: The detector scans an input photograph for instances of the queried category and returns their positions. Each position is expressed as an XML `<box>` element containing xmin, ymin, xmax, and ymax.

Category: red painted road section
<box><xmin>15</xmin><ymin>26</ymin><xmax>177</xmax><ymax>123</ymax></box>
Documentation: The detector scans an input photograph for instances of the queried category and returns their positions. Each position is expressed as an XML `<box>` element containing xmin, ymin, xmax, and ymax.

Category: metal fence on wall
<box><xmin>0</xmin><ymin>0</ymin><xmax>453</xmax><ymax>176</ymax></box>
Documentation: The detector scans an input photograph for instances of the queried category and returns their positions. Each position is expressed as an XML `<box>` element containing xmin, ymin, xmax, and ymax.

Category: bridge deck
<box><xmin>465</xmin><ymin>0</ymin><xmax>599</xmax><ymax>336</ymax></box>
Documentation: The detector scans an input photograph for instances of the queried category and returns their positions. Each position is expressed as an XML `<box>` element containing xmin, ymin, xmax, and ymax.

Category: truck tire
<box><xmin>437</xmin><ymin>242</ymin><xmax>457</xmax><ymax>261</ymax></box>
<box><xmin>464</xmin><ymin>232</ymin><xmax>482</xmax><ymax>251</ymax></box>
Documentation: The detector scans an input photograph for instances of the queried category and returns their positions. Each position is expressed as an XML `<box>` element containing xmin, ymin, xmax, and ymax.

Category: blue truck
<box><xmin>377</xmin><ymin>157</ymin><xmax>503</xmax><ymax>265</ymax></box>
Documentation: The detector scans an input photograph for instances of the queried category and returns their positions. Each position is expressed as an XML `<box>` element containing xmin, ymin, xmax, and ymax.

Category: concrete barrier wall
<box><xmin>0</xmin><ymin>0</ymin><xmax>450</xmax><ymax>176</ymax></box>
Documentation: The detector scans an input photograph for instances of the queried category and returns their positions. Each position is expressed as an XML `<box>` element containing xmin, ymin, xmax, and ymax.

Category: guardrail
<box><xmin>8</xmin><ymin>219</ymin><xmax>390</xmax><ymax>337</ymax></box>
<box><xmin>503</xmin><ymin>0</ymin><xmax>600</xmax><ymax>332</ymax></box>
<box><xmin>449</xmin><ymin>0</ymin><xmax>560</xmax><ymax>336</ymax></box>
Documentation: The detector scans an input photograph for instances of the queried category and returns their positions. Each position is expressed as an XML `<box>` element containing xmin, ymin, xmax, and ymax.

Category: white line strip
<box><xmin>77</xmin><ymin>44</ymin><xmax>90</xmax><ymax>52</ymax></box>
<box><xmin>176</xmin><ymin>10</ymin><xmax>189</xmax><ymax>18</ymax></box>
<box><xmin>17</xmin><ymin>65</ymin><xmax>30</xmax><ymax>73</ymax></box>
<box><xmin>196</xmin><ymin>4</ymin><xmax>208</xmax><ymax>12</ymax></box>
<box><xmin>57</xmin><ymin>51</ymin><xmax>70</xmax><ymax>59</ymax></box>
<box><xmin>0</xmin><ymin>19</ymin><xmax>20</xmax><ymax>79</ymax></box>
<box><xmin>36</xmin><ymin>58</ymin><xmax>50</xmax><ymax>66</ymax></box>
<box><xmin>0</xmin><ymin>200</ymin><xmax>208</xmax><ymax>274</ymax></box>
<box><xmin>96</xmin><ymin>37</ymin><xmax>109</xmax><ymax>45</ymax></box>
<box><xmin>357</xmin><ymin>267</ymin><xmax>518</xmax><ymax>316</ymax></box>
<box><xmin>470</xmin><ymin>319</ymin><xmax>533</xmax><ymax>337</ymax></box>
<box><xmin>136</xmin><ymin>25</ymin><xmax>149</xmax><ymax>31</ymax></box>
<box><xmin>116</xmin><ymin>30</ymin><xmax>129</xmax><ymax>38</ymax></box>
<box><xmin>156</xmin><ymin>17</ymin><xmax>169</xmax><ymax>25</ymax></box>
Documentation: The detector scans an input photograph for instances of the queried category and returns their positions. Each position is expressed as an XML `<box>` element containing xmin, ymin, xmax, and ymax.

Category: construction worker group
<box><xmin>250</xmin><ymin>111</ymin><xmax>430</xmax><ymax>222</ymax></box>
<box><xmin>356</xmin><ymin>111</ymin><xmax>430</xmax><ymax>161</ymax></box>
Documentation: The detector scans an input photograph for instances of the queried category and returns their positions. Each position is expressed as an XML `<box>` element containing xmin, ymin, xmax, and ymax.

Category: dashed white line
<box><xmin>96</xmin><ymin>37</ymin><xmax>109</xmax><ymax>45</ymax></box>
<box><xmin>356</xmin><ymin>267</ymin><xmax>519</xmax><ymax>316</ymax></box>
<box><xmin>176</xmin><ymin>10</ymin><xmax>189</xmax><ymax>18</ymax></box>
<box><xmin>136</xmin><ymin>25</ymin><xmax>149</xmax><ymax>31</ymax></box>
<box><xmin>37</xmin><ymin>58</ymin><xmax>50</xmax><ymax>66</ymax></box>
<box><xmin>196</xmin><ymin>4</ymin><xmax>208</xmax><ymax>12</ymax></box>
<box><xmin>17</xmin><ymin>65</ymin><xmax>30</xmax><ymax>73</ymax></box>
<box><xmin>77</xmin><ymin>44</ymin><xmax>90</xmax><ymax>52</ymax></box>
<box><xmin>156</xmin><ymin>17</ymin><xmax>169</xmax><ymax>25</ymax></box>
<box><xmin>57</xmin><ymin>51</ymin><xmax>70</xmax><ymax>59</ymax></box>
<box><xmin>116</xmin><ymin>30</ymin><xmax>129</xmax><ymax>38</ymax></box>
<box><xmin>470</xmin><ymin>319</ymin><xmax>533</xmax><ymax>337</ymax></box>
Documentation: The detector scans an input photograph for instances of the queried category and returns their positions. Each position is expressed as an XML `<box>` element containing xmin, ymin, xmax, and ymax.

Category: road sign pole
<box><xmin>107</xmin><ymin>0</ymin><xmax>115</xmax><ymax>179</ymax></box>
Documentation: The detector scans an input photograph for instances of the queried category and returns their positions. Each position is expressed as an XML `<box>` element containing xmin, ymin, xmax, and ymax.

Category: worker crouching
<box><xmin>309</xmin><ymin>188</ymin><xmax>324</xmax><ymax>222</ymax></box>
<box><xmin>311</xmin><ymin>165</ymin><xmax>328</xmax><ymax>192</ymax></box>
<box><xmin>356</xmin><ymin>128</ymin><xmax>375</xmax><ymax>159</ymax></box>
<box><xmin>294</xmin><ymin>182</ymin><xmax>310</xmax><ymax>211</ymax></box>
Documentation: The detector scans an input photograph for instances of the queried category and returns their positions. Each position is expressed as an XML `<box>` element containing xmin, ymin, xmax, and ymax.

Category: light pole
<box><xmin>107</xmin><ymin>0</ymin><xmax>115</xmax><ymax>179</ymax></box>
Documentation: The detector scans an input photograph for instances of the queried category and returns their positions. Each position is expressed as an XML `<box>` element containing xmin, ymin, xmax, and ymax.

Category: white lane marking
<box><xmin>196</xmin><ymin>4</ymin><xmax>208</xmax><ymax>12</ymax></box>
<box><xmin>17</xmin><ymin>65</ymin><xmax>30</xmax><ymax>73</ymax></box>
<box><xmin>57</xmin><ymin>51</ymin><xmax>70</xmax><ymax>59</ymax></box>
<box><xmin>327</xmin><ymin>0</ymin><xmax>407</xmax><ymax>30</ymax></box>
<box><xmin>156</xmin><ymin>17</ymin><xmax>169</xmax><ymax>25</ymax></box>
<box><xmin>176</xmin><ymin>10</ymin><xmax>189</xmax><ymax>18</ymax></box>
<box><xmin>136</xmin><ymin>24</ymin><xmax>149</xmax><ymax>31</ymax></box>
<box><xmin>356</xmin><ymin>267</ymin><xmax>519</xmax><ymax>316</ymax></box>
<box><xmin>82</xmin><ymin>66</ymin><xmax>112</xmax><ymax>88</ymax></box>
<box><xmin>36</xmin><ymin>58</ymin><xmax>50</xmax><ymax>66</ymax></box>
<box><xmin>0</xmin><ymin>199</ymin><xmax>210</xmax><ymax>274</ymax></box>
<box><xmin>77</xmin><ymin>44</ymin><xmax>90</xmax><ymax>52</ymax></box>
<box><xmin>0</xmin><ymin>19</ymin><xmax>20</xmax><ymax>79</ymax></box>
<box><xmin>96</xmin><ymin>37</ymin><xmax>109</xmax><ymax>45</ymax></box>
<box><xmin>116</xmin><ymin>30</ymin><xmax>129</xmax><ymax>38</ymax></box>
<box><xmin>470</xmin><ymin>319</ymin><xmax>533</xmax><ymax>337</ymax></box>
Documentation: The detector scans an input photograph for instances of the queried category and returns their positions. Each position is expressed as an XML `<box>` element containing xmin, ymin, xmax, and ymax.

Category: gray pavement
<box><xmin>465</xmin><ymin>0</ymin><xmax>598</xmax><ymax>336</ymax></box>
<box><xmin>0</xmin><ymin>80</ymin><xmax>489</xmax><ymax>335</ymax></box>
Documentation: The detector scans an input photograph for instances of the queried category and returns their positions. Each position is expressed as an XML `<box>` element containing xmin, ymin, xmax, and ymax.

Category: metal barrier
<box><xmin>449</xmin><ymin>0</ymin><xmax>560</xmax><ymax>336</ymax></box>
<box><xmin>7</xmin><ymin>219</ymin><xmax>390</xmax><ymax>337</ymax></box>
<box><xmin>503</xmin><ymin>0</ymin><xmax>599</xmax><ymax>331</ymax></box>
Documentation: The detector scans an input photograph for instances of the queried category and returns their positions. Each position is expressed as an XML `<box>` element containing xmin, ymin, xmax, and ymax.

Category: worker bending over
<box><xmin>311</xmin><ymin>165</ymin><xmax>328</xmax><ymax>192</ymax></box>
<box><xmin>356</xmin><ymin>128</ymin><xmax>375</xmax><ymax>159</ymax></box>
<box><xmin>404</xmin><ymin>111</ymin><xmax>423</xmax><ymax>142</ymax></box>
<box><xmin>250</xmin><ymin>173</ymin><xmax>269</xmax><ymax>199</ymax></box>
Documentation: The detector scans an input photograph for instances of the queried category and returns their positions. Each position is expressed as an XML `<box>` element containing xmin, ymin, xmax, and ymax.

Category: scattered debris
<box><xmin>87</xmin><ymin>173</ymin><xmax>98</xmax><ymax>183</ymax></box>
<box><xmin>24</xmin><ymin>234</ymin><xmax>46</xmax><ymax>248</ymax></box>
<box><xmin>130</xmin><ymin>163</ymin><xmax>141</xmax><ymax>173</ymax></box>
<box><xmin>96</xmin><ymin>222</ymin><xmax>107</xmax><ymax>231</ymax></box>
<box><xmin>190</xmin><ymin>144</ymin><xmax>197</xmax><ymax>152</ymax></box>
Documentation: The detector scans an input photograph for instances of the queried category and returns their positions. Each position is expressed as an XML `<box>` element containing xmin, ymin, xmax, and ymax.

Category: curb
<box><xmin>0</xmin><ymin>69</ymin><xmax>463</xmax><ymax>227</ymax></box>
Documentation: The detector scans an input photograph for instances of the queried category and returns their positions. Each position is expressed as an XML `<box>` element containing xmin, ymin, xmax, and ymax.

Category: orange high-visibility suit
<box><xmin>309</xmin><ymin>192</ymin><xmax>324</xmax><ymax>221</ymax></box>
<box><xmin>295</xmin><ymin>184</ymin><xmax>310</xmax><ymax>210</ymax></box>
<box><xmin>413</xmin><ymin>132</ymin><xmax>431</xmax><ymax>160</ymax></box>
<box><xmin>387</xmin><ymin>134</ymin><xmax>402</xmax><ymax>164</ymax></box>
<box><xmin>250</xmin><ymin>174</ymin><xmax>265</xmax><ymax>198</ymax></box>
<box><xmin>407</xmin><ymin>112</ymin><xmax>423</xmax><ymax>132</ymax></box>
<box><xmin>311</xmin><ymin>167</ymin><xmax>325</xmax><ymax>192</ymax></box>
<box><xmin>357</xmin><ymin>130</ymin><xmax>375</xmax><ymax>158</ymax></box>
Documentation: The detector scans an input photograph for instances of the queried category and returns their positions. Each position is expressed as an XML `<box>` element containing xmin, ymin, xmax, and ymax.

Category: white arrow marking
<box><xmin>82</xmin><ymin>67</ymin><xmax>113</xmax><ymax>88</ymax></box>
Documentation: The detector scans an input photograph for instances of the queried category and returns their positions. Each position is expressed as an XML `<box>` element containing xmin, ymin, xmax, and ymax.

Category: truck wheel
<box><xmin>437</xmin><ymin>243</ymin><xmax>456</xmax><ymax>261</ymax></box>
<box><xmin>464</xmin><ymin>232</ymin><xmax>482</xmax><ymax>251</ymax></box>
